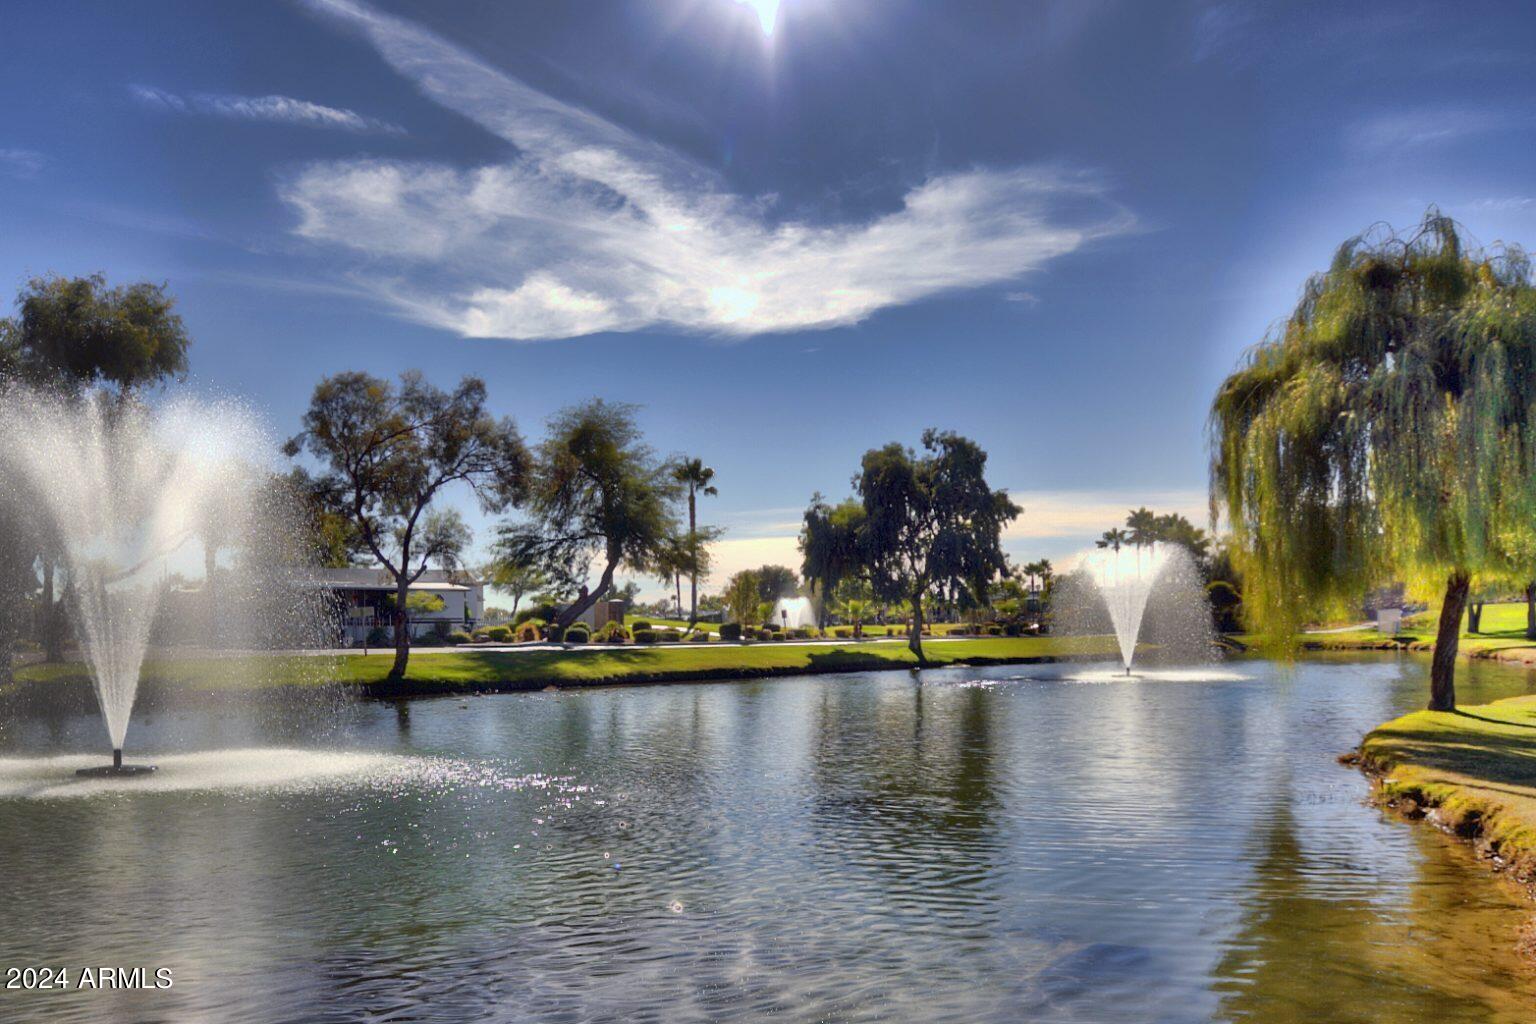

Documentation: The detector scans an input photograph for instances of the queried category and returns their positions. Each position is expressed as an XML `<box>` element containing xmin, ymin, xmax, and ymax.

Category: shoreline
<box><xmin>1350</xmin><ymin>696</ymin><xmax>1536</xmax><ymax>954</ymax></box>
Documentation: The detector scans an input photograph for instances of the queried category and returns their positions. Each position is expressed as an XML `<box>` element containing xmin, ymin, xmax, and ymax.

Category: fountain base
<box><xmin>75</xmin><ymin>749</ymin><xmax>157</xmax><ymax>778</ymax></box>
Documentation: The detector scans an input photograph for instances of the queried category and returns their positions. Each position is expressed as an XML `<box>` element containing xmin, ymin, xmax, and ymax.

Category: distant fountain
<box><xmin>1056</xmin><ymin>544</ymin><xmax>1213</xmax><ymax>674</ymax></box>
<box><xmin>771</xmin><ymin>595</ymin><xmax>817</xmax><ymax>630</ymax></box>
<box><xmin>0</xmin><ymin>387</ymin><xmax>314</xmax><ymax>776</ymax></box>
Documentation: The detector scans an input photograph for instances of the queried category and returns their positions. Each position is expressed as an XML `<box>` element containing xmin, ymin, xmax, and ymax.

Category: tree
<box><xmin>482</xmin><ymin>551</ymin><xmax>547</xmax><ymax>620</ymax></box>
<box><xmin>754</xmin><ymin>564</ymin><xmax>799</xmax><ymax>604</ymax></box>
<box><xmin>817</xmin><ymin>430</ymin><xmax>1020</xmax><ymax>663</ymax></box>
<box><xmin>1097</xmin><ymin>528</ymin><xmax>1129</xmax><ymax>553</ymax></box>
<box><xmin>1211</xmin><ymin>211</ymin><xmax>1536</xmax><ymax>710</ymax></box>
<box><xmin>800</xmin><ymin>495</ymin><xmax>867</xmax><ymax>626</ymax></box>
<box><xmin>4</xmin><ymin>273</ymin><xmax>190</xmax><ymax>395</ymax></box>
<box><xmin>285</xmin><ymin>370</ymin><xmax>528</xmax><ymax>682</ymax></box>
<box><xmin>498</xmin><ymin>400</ymin><xmax>679</xmax><ymax>635</ymax></box>
<box><xmin>0</xmin><ymin>274</ymin><xmax>194</xmax><ymax>669</ymax></box>
<box><xmin>1126</xmin><ymin>507</ymin><xmax>1159</xmax><ymax>550</ymax></box>
<box><xmin>724</xmin><ymin>569</ymin><xmax>762</xmax><ymax>628</ymax></box>
<box><xmin>671</xmin><ymin>457</ymin><xmax>719</xmax><ymax>628</ymax></box>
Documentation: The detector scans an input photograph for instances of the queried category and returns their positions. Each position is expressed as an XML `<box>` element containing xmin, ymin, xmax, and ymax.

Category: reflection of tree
<box><xmin>808</xmin><ymin>683</ymin><xmax>1003</xmax><ymax>925</ymax></box>
<box><xmin>1211</xmin><ymin>795</ymin><xmax>1535</xmax><ymax>1022</ymax></box>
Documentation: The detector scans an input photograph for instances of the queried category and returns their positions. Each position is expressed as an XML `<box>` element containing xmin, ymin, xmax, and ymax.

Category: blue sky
<box><xmin>6</xmin><ymin>0</ymin><xmax>1536</xmax><ymax>598</ymax></box>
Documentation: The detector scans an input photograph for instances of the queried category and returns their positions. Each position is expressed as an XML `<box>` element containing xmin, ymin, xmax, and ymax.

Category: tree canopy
<box><xmin>1210</xmin><ymin>210</ymin><xmax>1536</xmax><ymax>708</ymax></box>
<box><xmin>802</xmin><ymin>429</ymin><xmax>1019</xmax><ymax>661</ymax></box>
<box><xmin>498</xmin><ymin>399</ymin><xmax>679</xmax><ymax>632</ymax></box>
<box><xmin>285</xmin><ymin>370</ymin><xmax>528</xmax><ymax>679</ymax></box>
<box><xmin>1</xmin><ymin>273</ymin><xmax>190</xmax><ymax>394</ymax></box>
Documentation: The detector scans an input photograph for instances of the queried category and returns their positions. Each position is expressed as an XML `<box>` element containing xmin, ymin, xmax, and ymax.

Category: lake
<box><xmin>2</xmin><ymin>654</ymin><xmax>1534</xmax><ymax>1022</ymax></box>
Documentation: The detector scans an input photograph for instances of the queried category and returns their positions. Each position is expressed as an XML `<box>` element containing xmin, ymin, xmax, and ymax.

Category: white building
<box><xmin>314</xmin><ymin>568</ymin><xmax>484</xmax><ymax>645</ymax></box>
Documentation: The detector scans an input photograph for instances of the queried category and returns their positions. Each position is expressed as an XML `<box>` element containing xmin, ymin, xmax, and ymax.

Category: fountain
<box><xmin>771</xmin><ymin>595</ymin><xmax>818</xmax><ymax>630</ymax></box>
<box><xmin>0</xmin><ymin>387</ymin><xmax>304</xmax><ymax>776</ymax></box>
<box><xmin>1057</xmin><ymin>544</ymin><xmax>1213</xmax><ymax>674</ymax></box>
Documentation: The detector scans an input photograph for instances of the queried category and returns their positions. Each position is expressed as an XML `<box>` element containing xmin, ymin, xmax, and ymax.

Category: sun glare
<box><xmin>737</xmin><ymin>0</ymin><xmax>780</xmax><ymax>37</ymax></box>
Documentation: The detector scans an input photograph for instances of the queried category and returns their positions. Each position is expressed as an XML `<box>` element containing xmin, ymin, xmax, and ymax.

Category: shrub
<box><xmin>792</xmin><ymin>627</ymin><xmax>813</xmax><ymax>639</ymax></box>
<box><xmin>483</xmin><ymin>624</ymin><xmax>512</xmax><ymax>643</ymax></box>
<box><xmin>564</xmin><ymin>626</ymin><xmax>590</xmax><ymax>644</ymax></box>
<box><xmin>1004</xmin><ymin>622</ymin><xmax>1022</xmax><ymax>636</ymax></box>
<box><xmin>594</xmin><ymin>622</ymin><xmax>631</xmax><ymax>643</ymax></box>
<box><xmin>631</xmin><ymin>620</ymin><xmax>653</xmax><ymax>631</ymax></box>
<box><xmin>986</xmin><ymin>625</ymin><xmax>1002</xmax><ymax>636</ymax></box>
<box><xmin>834</xmin><ymin>627</ymin><xmax>852</xmax><ymax>638</ymax></box>
<box><xmin>514</xmin><ymin>603</ymin><xmax>559</xmax><ymax>626</ymax></box>
<box><xmin>514</xmin><ymin>620</ymin><xmax>543</xmax><ymax>642</ymax></box>
<box><xmin>634</xmin><ymin>629</ymin><xmax>658</xmax><ymax>644</ymax></box>
<box><xmin>757</xmin><ymin>628</ymin><xmax>780</xmax><ymax>641</ymax></box>
<box><xmin>686</xmin><ymin>629</ymin><xmax>711</xmax><ymax>643</ymax></box>
<box><xmin>446</xmin><ymin>631</ymin><xmax>472</xmax><ymax>645</ymax></box>
<box><xmin>719</xmin><ymin>622</ymin><xmax>743</xmax><ymax>641</ymax></box>
<box><xmin>656</xmin><ymin>629</ymin><xmax>681</xmax><ymax>643</ymax></box>
<box><xmin>414</xmin><ymin>633</ymin><xmax>444</xmax><ymax>647</ymax></box>
<box><xmin>365</xmin><ymin>625</ymin><xmax>390</xmax><ymax>647</ymax></box>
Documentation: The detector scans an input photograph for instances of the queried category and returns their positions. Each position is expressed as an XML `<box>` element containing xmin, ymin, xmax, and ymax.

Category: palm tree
<box><xmin>1097</xmin><ymin>528</ymin><xmax>1130</xmax><ymax>554</ymax></box>
<box><xmin>671</xmin><ymin>457</ymin><xmax>718</xmax><ymax>629</ymax></box>
<box><xmin>835</xmin><ymin>596</ymin><xmax>872</xmax><ymax>638</ymax></box>
<box><xmin>1126</xmin><ymin>507</ymin><xmax>1158</xmax><ymax>550</ymax></box>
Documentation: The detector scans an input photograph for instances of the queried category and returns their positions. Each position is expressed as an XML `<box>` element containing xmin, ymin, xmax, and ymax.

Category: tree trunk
<box><xmin>40</xmin><ymin>557</ymin><xmax>61</xmax><ymax>663</ymax></box>
<box><xmin>675</xmin><ymin>572</ymin><xmax>683</xmax><ymax>620</ymax></box>
<box><xmin>908</xmin><ymin>592</ymin><xmax>927</xmax><ymax>664</ymax></box>
<box><xmin>204</xmin><ymin>542</ymin><xmax>218</xmax><ymax>647</ymax></box>
<box><xmin>1467</xmin><ymin>600</ymin><xmax>1484</xmax><ymax>634</ymax></box>
<box><xmin>1429</xmin><ymin>570</ymin><xmax>1469</xmax><ymax>712</ymax></box>
<box><xmin>556</xmin><ymin>555</ymin><xmax>617</xmax><ymax>631</ymax></box>
<box><xmin>686</xmin><ymin>488</ymin><xmax>699</xmax><ymax>630</ymax></box>
<box><xmin>389</xmin><ymin>578</ymin><xmax>411</xmax><ymax>681</ymax></box>
<box><xmin>1526</xmin><ymin>581</ymin><xmax>1535</xmax><ymax>641</ymax></box>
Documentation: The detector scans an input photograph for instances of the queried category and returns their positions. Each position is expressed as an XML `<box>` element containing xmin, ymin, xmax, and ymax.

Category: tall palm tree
<box><xmin>1097</xmin><ymin>528</ymin><xmax>1129</xmax><ymax>554</ymax></box>
<box><xmin>1126</xmin><ymin>507</ymin><xmax>1159</xmax><ymax>550</ymax></box>
<box><xmin>671</xmin><ymin>457</ymin><xmax>718</xmax><ymax>629</ymax></box>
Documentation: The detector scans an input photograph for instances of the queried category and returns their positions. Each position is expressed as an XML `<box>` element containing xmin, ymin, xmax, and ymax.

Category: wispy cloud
<box><xmin>285</xmin><ymin>0</ymin><xmax>1133</xmax><ymax>342</ymax></box>
<box><xmin>131</xmin><ymin>84</ymin><xmax>404</xmax><ymax>135</ymax></box>
<box><xmin>0</xmin><ymin>147</ymin><xmax>46</xmax><ymax>178</ymax></box>
<box><xmin>1349</xmin><ymin>107</ymin><xmax>1525</xmax><ymax>153</ymax></box>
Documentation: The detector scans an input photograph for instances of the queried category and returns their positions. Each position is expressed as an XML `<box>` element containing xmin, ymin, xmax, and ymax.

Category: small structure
<box><xmin>1376</xmin><ymin>606</ymin><xmax>1402</xmax><ymax>634</ymax></box>
<box><xmin>574</xmin><ymin>599</ymin><xmax>626</xmax><ymax>630</ymax></box>
<box><xmin>313</xmin><ymin>568</ymin><xmax>484</xmax><ymax>645</ymax></box>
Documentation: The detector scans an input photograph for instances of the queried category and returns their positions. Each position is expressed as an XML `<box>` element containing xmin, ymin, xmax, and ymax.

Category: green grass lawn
<box><xmin>1359</xmin><ymin>694</ymin><xmax>1536</xmax><ymax>879</ymax></box>
<box><xmin>1242</xmin><ymin>600</ymin><xmax>1536</xmax><ymax>658</ymax></box>
<box><xmin>10</xmin><ymin>635</ymin><xmax>1114</xmax><ymax>697</ymax></box>
<box><xmin>620</xmin><ymin>616</ymin><xmax>980</xmax><ymax>637</ymax></box>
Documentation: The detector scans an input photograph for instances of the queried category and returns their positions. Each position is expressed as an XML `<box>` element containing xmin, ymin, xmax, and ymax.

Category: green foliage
<box><xmin>1211</xmin><ymin>211</ymin><xmax>1536</xmax><ymax>642</ymax></box>
<box><xmin>564</xmin><ymin>625</ymin><xmax>590</xmax><ymax>644</ymax></box>
<box><xmin>3</xmin><ymin>273</ymin><xmax>190</xmax><ymax>394</ymax></box>
<box><xmin>719</xmin><ymin>622</ymin><xmax>743</xmax><ymax>641</ymax></box>
<box><xmin>514</xmin><ymin>620</ymin><xmax>543</xmax><ymax>642</ymax></box>
<box><xmin>634</xmin><ymin>628</ymin><xmax>658</xmax><ymax>643</ymax></box>
<box><xmin>723</xmin><ymin>571</ymin><xmax>761</xmax><ymax>626</ymax></box>
<box><xmin>754</xmin><ymin>565</ymin><xmax>799</xmax><ymax>602</ymax></box>
<box><xmin>446</xmin><ymin>631</ymin><xmax>472</xmax><ymax>645</ymax></box>
<box><xmin>805</xmin><ymin>430</ymin><xmax>1020</xmax><ymax>660</ymax></box>
<box><xmin>593</xmin><ymin>621</ymin><xmax>631</xmax><ymax>643</ymax></box>
<box><xmin>498</xmin><ymin>399</ymin><xmax>680</xmax><ymax>628</ymax></box>
<box><xmin>365</xmin><ymin>625</ymin><xmax>390</xmax><ymax>647</ymax></box>
<box><xmin>487</xmin><ymin>625</ymin><xmax>514</xmax><ymax>643</ymax></box>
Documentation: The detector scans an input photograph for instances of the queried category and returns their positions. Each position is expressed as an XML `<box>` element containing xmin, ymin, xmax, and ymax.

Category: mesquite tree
<box><xmin>498</xmin><ymin>400</ymin><xmax>679</xmax><ymax>634</ymax></box>
<box><xmin>804</xmin><ymin>430</ymin><xmax>1019</xmax><ymax>662</ymax></box>
<box><xmin>285</xmin><ymin>371</ymin><xmax>528</xmax><ymax>681</ymax></box>
<box><xmin>1210</xmin><ymin>211</ymin><xmax>1536</xmax><ymax>711</ymax></box>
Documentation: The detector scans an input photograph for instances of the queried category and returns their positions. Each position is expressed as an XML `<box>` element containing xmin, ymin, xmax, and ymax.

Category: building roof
<box><xmin>309</xmin><ymin>567</ymin><xmax>479</xmax><ymax>591</ymax></box>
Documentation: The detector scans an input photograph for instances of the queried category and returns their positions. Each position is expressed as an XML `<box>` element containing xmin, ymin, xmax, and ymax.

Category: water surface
<box><xmin>1</xmin><ymin>654</ymin><xmax>1533</xmax><ymax>1022</ymax></box>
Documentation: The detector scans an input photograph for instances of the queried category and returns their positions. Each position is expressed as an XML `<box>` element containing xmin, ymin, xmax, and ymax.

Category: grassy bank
<box><xmin>9</xmin><ymin>635</ymin><xmax>1114</xmax><ymax>699</ymax></box>
<box><xmin>1243</xmin><ymin>600</ymin><xmax>1536</xmax><ymax>664</ymax></box>
<box><xmin>1357</xmin><ymin>696</ymin><xmax>1536</xmax><ymax>886</ymax></box>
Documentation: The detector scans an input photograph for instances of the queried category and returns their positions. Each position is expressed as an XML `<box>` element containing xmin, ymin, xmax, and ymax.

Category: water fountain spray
<box><xmin>0</xmin><ymin>388</ymin><xmax>263</xmax><ymax>777</ymax></box>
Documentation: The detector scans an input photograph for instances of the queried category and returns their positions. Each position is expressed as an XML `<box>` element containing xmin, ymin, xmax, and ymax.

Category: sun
<box><xmin>737</xmin><ymin>0</ymin><xmax>781</xmax><ymax>37</ymax></box>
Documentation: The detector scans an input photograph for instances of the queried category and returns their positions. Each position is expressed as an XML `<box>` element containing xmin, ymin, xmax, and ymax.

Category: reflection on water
<box><xmin>0</xmin><ymin>654</ymin><xmax>1534</xmax><ymax>1022</ymax></box>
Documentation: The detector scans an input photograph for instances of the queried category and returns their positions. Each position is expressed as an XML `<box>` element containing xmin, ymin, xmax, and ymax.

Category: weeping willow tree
<box><xmin>1210</xmin><ymin>210</ymin><xmax>1536</xmax><ymax>710</ymax></box>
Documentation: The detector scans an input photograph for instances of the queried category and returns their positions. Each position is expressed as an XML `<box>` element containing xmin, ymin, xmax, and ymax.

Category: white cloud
<box><xmin>286</xmin><ymin>0</ymin><xmax>1133</xmax><ymax>341</ymax></box>
<box><xmin>0</xmin><ymin>147</ymin><xmax>45</xmax><ymax>178</ymax></box>
<box><xmin>131</xmin><ymin>84</ymin><xmax>404</xmax><ymax>135</ymax></box>
<box><xmin>1349</xmin><ymin>108</ymin><xmax>1524</xmax><ymax>153</ymax></box>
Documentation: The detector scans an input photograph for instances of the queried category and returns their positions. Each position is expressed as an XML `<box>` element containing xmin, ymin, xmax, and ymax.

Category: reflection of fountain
<box><xmin>1059</xmin><ymin>545</ymin><xmax>1212</xmax><ymax>674</ymax></box>
<box><xmin>772</xmin><ymin>595</ymin><xmax>817</xmax><ymax>630</ymax></box>
<box><xmin>0</xmin><ymin>388</ymin><xmax>281</xmax><ymax>775</ymax></box>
